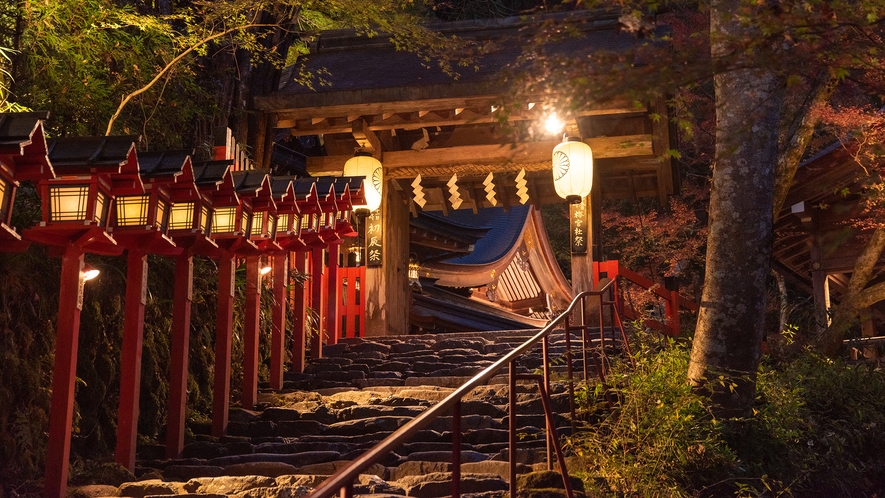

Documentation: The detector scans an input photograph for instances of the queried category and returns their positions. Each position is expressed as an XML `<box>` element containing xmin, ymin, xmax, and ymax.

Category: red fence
<box><xmin>592</xmin><ymin>260</ymin><xmax>698</xmax><ymax>337</ymax></box>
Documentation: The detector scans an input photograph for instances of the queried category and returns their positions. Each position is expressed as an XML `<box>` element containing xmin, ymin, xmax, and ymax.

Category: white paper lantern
<box><xmin>552</xmin><ymin>137</ymin><xmax>593</xmax><ymax>204</ymax></box>
<box><xmin>343</xmin><ymin>153</ymin><xmax>384</xmax><ymax>213</ymax></box>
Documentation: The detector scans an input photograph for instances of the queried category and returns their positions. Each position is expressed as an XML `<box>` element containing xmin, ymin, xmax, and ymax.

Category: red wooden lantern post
<box><xmin>106</xmin><ymin>150</ymin><xmax>182</xmax><ymax>472</ymax></box>
<box><xmin>289</xmin><ymin>179</ymin><xmax>321</xmax><ymax>372</ymax></box>
<box><xmin>267</xmin><ymin>177</ymin><xmax>301</xmax><ymax>389</ymax></box>
<box><xmin>232</xmin><ymin>170</ymin><xmax>279</xmax><ymax>409</ymax></box>
<box><xmin>24</xmin><ymin>136</ymin><xmax>138</xmax><ymax>498</ymax></box>
<box><xmin>310</xmin><ymin>182</ymin><xmax>337</xmax><ymax>356</ymax></box>
<box><xmin>202</xmin><ymin>163</ymin><xmax>260</xmax><ymax>436</ymax></box>
<box><xmin>0</xmin><ymin>112</ymin><xmax>54</xmax><ymax>252</ymax></box>
<box><xmin>162</xmin><ymin>159</ymin><xmax>224</xmax><ymax>458</ymax></box>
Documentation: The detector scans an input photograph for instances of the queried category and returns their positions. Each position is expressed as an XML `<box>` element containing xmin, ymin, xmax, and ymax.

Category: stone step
<box><xmin>120</xmin><ymin>332</ymin><xmax>600</xmax><ymax>496</ymax></box>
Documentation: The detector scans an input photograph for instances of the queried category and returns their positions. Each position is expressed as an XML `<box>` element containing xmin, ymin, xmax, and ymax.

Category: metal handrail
<box><xmin>307</xmin><ymin>280</ymin><xmax>622</xmax><ymax>498</ymax></box>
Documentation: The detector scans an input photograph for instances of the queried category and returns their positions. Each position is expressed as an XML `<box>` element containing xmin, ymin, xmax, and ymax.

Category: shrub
<box><xmin>569</xmin><ymin>337</ymin><xmax>885</xmax><ymax>497</ymax></box>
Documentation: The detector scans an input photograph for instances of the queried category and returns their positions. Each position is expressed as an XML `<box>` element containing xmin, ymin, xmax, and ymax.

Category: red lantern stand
<box><xmin>0</xmin><ymin>112</ymin><xmax>53</xmax><ymax>252</ymax></box>
<box><xmin>266</xmin><ymin>177</ymin><xmax>301</xmax><ymax>388</ymax></box>
<box><xmin>288</xmin><ymin>179</ymin><xmax>322</xmax><ymax>372</ymax></box>
<box><xmin>333</xmin><ymin>177</ymin><xmax>365</xmax><ymax>339</ymax></box>
<box><xmin>23</xmin><ymin>136</ymin><xmax>139</xmax><ymax>498</ymax></box>
<box><xmin>157</xmin><ymin>156</ymin><xmax>224</xmax><ymax>459</ymax></box>
<box><xmin>196</xmin><ymin>162</ymin><xmax>260</xmax><ymax>437</ymax></box>
<box><xmin>306</xmin><ymin>181</ymin><xmax>338</xmax><ymax>357</ymax></box>
<box><xmin>106</xmin><ymin>150</ymin><xmax>183</xmax><ymax>472</ymax></box>
<box><xmin>231</xmin><ymin>169</ymin><xmax>280</xmax><ymax>410</ymax></box>
<box><xmin>315</xmin><ymin>178</ymin><xmax>350</xmax><ymax>347</ymax></box>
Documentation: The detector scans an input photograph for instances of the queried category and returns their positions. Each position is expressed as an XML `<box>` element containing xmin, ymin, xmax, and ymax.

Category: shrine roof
<box><xmin>269</xmin><ymin>12</ymin><xmax>632</xmax><ymax>104</ymax></box>
<box><xmin>438</xmin><ymin>205</ymin><xmax>529</xmax><ymax>266</ymax></box>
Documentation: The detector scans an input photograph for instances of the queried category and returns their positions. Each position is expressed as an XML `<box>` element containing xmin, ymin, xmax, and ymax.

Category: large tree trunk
<box><xmin>687</xmin><ymin>0</ymin><xmax>784</xmax><ymax>416</ymax></box>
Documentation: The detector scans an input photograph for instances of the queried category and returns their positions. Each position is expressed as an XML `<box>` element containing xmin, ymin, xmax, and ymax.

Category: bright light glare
<box><xmin>544</xmin><ymin>114</ymin><xmax>564</xmax><ymax>135</ymax></box>
<box><xmin>82</xmin><ymin>265</ymin><xmax>100</xmax><ymax>281</ymax></box>
<box><xmin>259</xmin><ymin>265</ymin><xmax>272</xmax><ymax>276</ymax></box>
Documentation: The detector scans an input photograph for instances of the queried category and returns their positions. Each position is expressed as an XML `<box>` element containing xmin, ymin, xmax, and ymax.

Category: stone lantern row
<box><xmin>0</xmin><ymin>112</ymin><xmax>365</xmax><ymax>498</ymax></box>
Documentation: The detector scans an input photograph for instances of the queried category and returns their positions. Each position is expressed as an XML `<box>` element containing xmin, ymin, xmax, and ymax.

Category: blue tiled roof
<box><xmin>438</xmin><ymin>205</ymin><xmax>529</xmax><ymax>265</ymax></box>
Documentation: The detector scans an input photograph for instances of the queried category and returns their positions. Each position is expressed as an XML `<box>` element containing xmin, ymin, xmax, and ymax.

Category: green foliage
<box><xmin>570</xmin><ymin>339</ymin><xmax>885</xmax><ymax>496</ymax></box>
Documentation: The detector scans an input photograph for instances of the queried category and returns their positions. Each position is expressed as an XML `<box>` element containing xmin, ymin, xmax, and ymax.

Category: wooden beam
<box><xmin>306</xmin><ymin>135</ymin><xmax>653</xmax><ymax>176</ymax></box>
<box><xmin>352</xmin><ymin>119</ymin><xmax>382</xmax><ymax>156</ymax></box>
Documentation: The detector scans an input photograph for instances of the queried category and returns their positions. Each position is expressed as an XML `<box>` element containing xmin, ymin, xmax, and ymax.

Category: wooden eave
<box><xmin>292</xmin><ymin>179</ymin><xmax>322</xmax><ymax>214</ymax></box>
<box><xmin>194</xmin><ymin>160</ymin><xmax>238</xmax><ymax>207</ymax></box>
<box><xmin>0</xmin><ymin>112</ymin><xmax>54</xmax><ymax>181</ymax></box>
<box><xmin>233</xmin><ymin>170</ymin><xmax>277</xmax><ymax>213</ymax></box>
<box><xmin>46</xmin><ymin>136</ymin><xmax>139</xmax><ymax>184</ymax></box>
<box><xmin>772</xmin><ymin>143</ymin><xmax>885</xmax><ymax>290</ymax></box>
<box><xmin>258</xmin><ymin>14</ymin><xmax>680</xmax><ymax>210</ymax></box>
<box><xmin>269</xmin><ymin>177</ymin><xmax>300</xmax><ymax>214</ymax></box>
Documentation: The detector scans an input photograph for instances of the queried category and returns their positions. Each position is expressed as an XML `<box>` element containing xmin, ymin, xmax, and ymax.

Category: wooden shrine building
<box><xmin>255</xmin><ymin>11</ymin><xmax>680</xmax><ymax>336</ymax></box>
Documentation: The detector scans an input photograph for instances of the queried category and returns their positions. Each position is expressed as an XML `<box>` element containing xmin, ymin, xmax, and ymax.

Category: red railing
<box><xmin>307</xmin><ymin>280</ymin><xmax>631</xmax><ymax>498</ymax></box>
<box><xmin>593</xmin><ymin>260</ymin><xmax>698</xmax><ymax>337</ymax></box>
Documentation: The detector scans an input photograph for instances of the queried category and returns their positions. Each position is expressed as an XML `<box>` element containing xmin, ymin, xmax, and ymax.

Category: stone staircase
<box><xmin>76</xmin><ymin>331</ymin><xmax>600</xmax><ymax>498</ymax></box>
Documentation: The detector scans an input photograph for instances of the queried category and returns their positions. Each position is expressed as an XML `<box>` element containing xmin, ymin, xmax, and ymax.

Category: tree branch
<box><xmin>105</xmin><ymin>22</ymin><xmax>279</xmax><ymax>136</ymax></box>
<box><xmin>772</xmin><ymin>74</ymin><xmax>839</xmax><ymax>221</ymax></box>
<box><xmin>817</xmin><ymin>227</ymin><xmax>885</xmax><ymax>356</ymax></box>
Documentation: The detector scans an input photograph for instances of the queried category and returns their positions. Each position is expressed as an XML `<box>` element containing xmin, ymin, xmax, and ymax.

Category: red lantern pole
<box><xmin>212</xmin><ymin>252</ymin><xmax>235</xmax><ymax>437</ymax></box>
<box><xmin>326</xmin><ymin>243</ymin><xmax>340</xmax><ymax>345</ymax></box>
<box><xmin>114</xmin><ymin>249</ymin><xmax>148</xmax><ymax>471</ymax></box>
<box><xmin>44</xmin><ymin>245</ymin><xmax>85</xmax><ymax>498</ymax></box>
<box><xmin>291</xmin><ymin>251</ymin><xmax>307</xmax><ymax>372</ymax></box>
<box><xmin>270</xmin><ymin>252</ymin><xmax>287</xmax><ymax>390</ymax></box>
<box><xmin>242</xmin><ymin>255</ymin><xmax>261</xmax><ymax>409</ymax></box>
<box><xmin>166</xmin><ymin>250</ymin><xmax>193</xmax><ymax>459</ymax></box>
<box><xmin>311</xmin><ymin>246</ymin><xmax>325</xmax><ymax>359</ymax></box>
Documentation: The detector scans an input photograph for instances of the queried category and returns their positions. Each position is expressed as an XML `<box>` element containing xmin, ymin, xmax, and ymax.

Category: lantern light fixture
<box><xmin>343</xmin><ymin>152</ymin><xmax>383</xmax><ymax>214</ymax></box>
<box><xmin>544</xmin><ymin>113</ymin><xmax>564</xmax><ymax>135</ymax></box>
<box><xmin>552</xmin><ymin>136</ymin><xmax>594</xmax><ymax>204</ymax></box>
<box><xmin>259</xmin><ymin>264</ymin><xmax>272</xmax><ymax>276</ymax></box>
<box><xmin>82</xmin><ymin>263</ymin><xmax>100</xmax><ymax>281</ymax></box>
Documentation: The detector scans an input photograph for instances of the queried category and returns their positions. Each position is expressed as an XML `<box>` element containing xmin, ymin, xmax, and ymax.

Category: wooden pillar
<box><xmin>311</xmin><ymin>247</ymin><xmax>325</xmax><ymax>358</ymax></box>
<box><xmin>241</xmin><ymin>256</ymin><xmax>261</xmax><ymax>410</ymax></box>
<box><xmin>44</xmin><ymin>245</ymin><xmax>85</xmax><ymax>498</ymax></box>
<box><xmin>166</xmin><ymin>251</ymin><xmax>192</xmax><ymax>459</ymax></box>
<box><xmin>212</xmin><ymin>253</ymin><xmax>235</xmax><ymax>437</ymax></box>
<box><xmin>365</xmin><ymin>186</ymin><xmax>409</xmax><ymax>336</ymax></box>
<box><xmin>326</xmin><ymin>244</ymin><xmax>341</xmax><ymax>345</ymax></box>
<box><xmin>270</xmin><ymin>252</ymin><xmax>287</xmax><ymax>390</ymax></box>
<box><xmin>809</xmin><ymin>219</ymin><xmax>830</xmax><ymax>335</ymax></box>
<box><xmin>860</xmin><ymin>308</ymin><xmax>876</xmax><ymax>359</ymax></box>
<box><xmin>291</xmin><ymin>251</ymin><xmax>307</xmax><ymax>372</ymax></box>
<box><xmin>570</xmin><ymin>195</ymin><xmax>594</xmax><ymax>295</ymax></box>
<box><xmin>114</xmin><ymin>249</ymin><xmax>148</xmax><ymax>471</ymax></box>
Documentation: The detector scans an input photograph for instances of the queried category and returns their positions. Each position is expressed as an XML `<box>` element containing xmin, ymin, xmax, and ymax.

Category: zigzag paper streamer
<box><xmin>483</xmin><ymin>172</ymin><xmax>497</xmax><ymax>207</ymax></box>
<box><xmin>411</xmin><ymin>175</ymin><xmax>427</xmax><ymax>208</ymax></box>
<box><xmin>447</xmin><ymin>174</ymin><xmax>463</xmax><ymax>210</ymax></box>
<box><xmin>515</xmin><ymin>168</ymin><xmax>530</xmax><ymax>204</ymax></box>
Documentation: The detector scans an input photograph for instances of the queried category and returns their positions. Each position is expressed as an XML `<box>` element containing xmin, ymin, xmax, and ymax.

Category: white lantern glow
<box><xmin>343</xmin><ymin>152</ymin><xmax>383</xmax><ymax>213</ymax></box>
<box><xmin>552</xmin><ymin>137</ymin><xmax>593</xmax><ymax>204</ymax></box>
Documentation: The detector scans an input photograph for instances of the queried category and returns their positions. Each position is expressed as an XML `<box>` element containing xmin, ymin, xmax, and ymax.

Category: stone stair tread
<box><xmin>120</xmin><ymin>332</ymin><xmax>599</xmax><ymax>496</ymax></box>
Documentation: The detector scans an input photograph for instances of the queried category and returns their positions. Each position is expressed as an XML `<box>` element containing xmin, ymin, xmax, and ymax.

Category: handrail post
<box><xmin>452</xmin><ymin>400</ymin><xmax>461</xmax><ymax>498</ymax></box>
<box><xmin>339</xmin><ymin>484</ymin><xmax>353</xmax><ymax>498</ymax></box>
<box><xmin>535</xmin><ymin>377</ymin><xmax>575</xmax><ymax>498</ymax></box>
<box><xmin>542</xmin><ymin>335</ymin><xmax>553</xmax><ymax>472</ymax></box>
<box><xmin>509</xmin><ymin>361</ymin><xmax>517</xmax><ymax>498</ymax></box>
<box><xmin>580</xmin><ymin>296</ymin><xmax>590</xmax><ymax>385</ymax></box>
<box><xmin>564</xmin><ymin>316</ymin><xmax>577</xmax><ymax>425</ymax></box>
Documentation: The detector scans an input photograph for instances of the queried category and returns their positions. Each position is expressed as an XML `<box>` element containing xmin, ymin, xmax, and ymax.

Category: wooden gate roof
<box><xmin>256</xmin><ymin>11</ymin><xmax>679</xmax><ymax>212</ymax></box>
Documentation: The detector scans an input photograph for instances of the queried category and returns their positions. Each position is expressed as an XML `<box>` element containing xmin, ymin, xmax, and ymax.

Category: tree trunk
<box><xmin>687</xmin><ymin>0</ymin><xmax>784</xmax><ymax>416</ymax></box>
